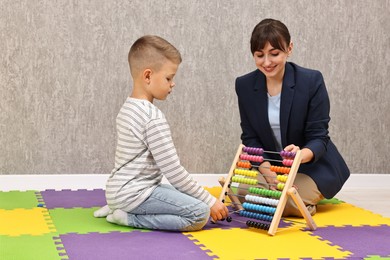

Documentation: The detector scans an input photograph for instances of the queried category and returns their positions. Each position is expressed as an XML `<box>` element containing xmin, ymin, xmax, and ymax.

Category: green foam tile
<box><xmin>318</xmin><ymin>197</ymin><xmax>344</xmax><ymax>205</ymax></box>
<box><xmin>0</xmin><ymin>234</ymin><xmax>61</xmax><ymax>260</ymax></box>
<box><xmin>49</xmin><ymin>207</ymin><xmax>150</xmax><ymax>234</ymax></box>
<box><xmin>364</xmin><ymin>256</ymin><xmax>390</xmax><ymax>260</ymax></box>
<box><xmin>0</xmin><ymin>191</ymin><xmax>40</xmax><ymax>210</ymax></box>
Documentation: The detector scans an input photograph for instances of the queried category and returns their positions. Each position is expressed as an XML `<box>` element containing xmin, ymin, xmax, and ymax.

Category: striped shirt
<box><xmin>106</xmin><ymin>97</ymin><xmax>216</xmax><ymax>212</ymax></box>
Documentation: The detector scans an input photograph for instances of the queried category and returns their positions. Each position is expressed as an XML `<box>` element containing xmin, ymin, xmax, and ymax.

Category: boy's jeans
<box><xmin>127</xmin><ymin>184</ymin><xmax>210</xmax><ymax>231</ymax></box>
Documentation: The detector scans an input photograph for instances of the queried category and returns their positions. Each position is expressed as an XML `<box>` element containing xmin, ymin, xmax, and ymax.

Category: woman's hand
<box><xmin>283</xmin><ymin>144</ymin><xmax>314</xmax><ymax>163</ymax></box>
<box><xmin>284</xmin><ymin>144</ymin><xmax>300</xmax><ymax>154</ymax></box>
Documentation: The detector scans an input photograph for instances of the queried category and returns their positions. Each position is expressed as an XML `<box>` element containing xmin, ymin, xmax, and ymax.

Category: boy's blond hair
<box><xmin>128</xmin><ymin>35</ymin><xmax>182</xmax><ymax>78</ymax></box>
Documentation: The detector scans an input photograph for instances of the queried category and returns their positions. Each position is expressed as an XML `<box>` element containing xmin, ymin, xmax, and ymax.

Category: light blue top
<box><xmin>267</xmin><ymin>93</ymin><xmax>282</xmax><ymax>151</ymax></box>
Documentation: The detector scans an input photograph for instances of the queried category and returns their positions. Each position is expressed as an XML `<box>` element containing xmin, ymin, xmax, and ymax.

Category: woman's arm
<box><xmin>301</xmin><ymin>71</ymin><xmax>331</xmax><ymax>163</ymax></box>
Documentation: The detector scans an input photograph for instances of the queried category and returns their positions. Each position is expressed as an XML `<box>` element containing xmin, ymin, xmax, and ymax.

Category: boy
<box><xmin>94</xmin><ymin>35</ymin><xmax>228</xmax><ymax>231</ymax></box>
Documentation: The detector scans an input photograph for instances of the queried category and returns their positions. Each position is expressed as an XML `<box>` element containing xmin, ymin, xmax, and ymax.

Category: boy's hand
<box><xmin>210</xmin><ymin>200</ymin><xmax>229</xmax><ymax>222</ymax></box>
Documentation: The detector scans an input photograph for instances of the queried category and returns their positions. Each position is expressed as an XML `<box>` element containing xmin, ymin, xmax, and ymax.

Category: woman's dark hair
<box><xmin>250</xmin><ymin>19</ymin><xmax>291</xmax><ymax>54</ymax></box>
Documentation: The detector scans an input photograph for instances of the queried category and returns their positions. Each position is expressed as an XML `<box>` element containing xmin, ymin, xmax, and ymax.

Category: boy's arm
<box><xmin>145</xmin><ymin>118</ymin><xmax>216</xmax><ymax>208</ymax></box>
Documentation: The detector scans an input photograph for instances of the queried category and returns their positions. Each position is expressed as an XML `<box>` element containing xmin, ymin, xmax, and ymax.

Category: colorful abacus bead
<box><xmin>239</xmin><ymin>154</ymin><xmax>264</xmax><ymax>163</ymax></box>
<box><xmin>248</xmin><ymin>187</ymin><xmax>282</xmax><ymax>199</ymax></box>
<box><xmin>236</xmin><ymin>161</ymin><xmax>251</xmax><ymax>168</ymax></box>
<box><xmin>246</xmin><ymin>220</ymin><xmax>270</xmax><ymax>230</ymax></box>
<box><xmin>282</xmin><ymin>159</ymin><xmax>294</xmax><ymax>166</ymax></box>
<box><xmin>239</xmin><ymin>210</ymin><xmax>273</xmax><ymax>222</ymax></box>
<box><xmin>276</xmin><ymin>175</ymin><xmax>288</xmax><ymax>183</ymax></box>
<box><xmin>280</xmin><ymin>150</ymin><xmax>296</xmax><ymax>159</ymax></box>
<box><xmin>276</xmin><ymin>183</ymin><xmax>285</xmax><ymax>190</ymax></box>
<box><xmin>243</xmin><ymin>147</ymin><xmax>264</xmax><ymax>155</ymax></box>
<box><xmin>242</xmin><ymin>202</ymin><xmax>276</xmax><ymax>214</ymax></box>
<box><xmin>270</xmin><ymin>165</ymin><xmax>290</xmax><ymax>174</ymax></box>
<box><xmin>245</xmin><ymin>194</ymin><xmax>279</xmax><ymax>206</ymax></box>
<box><xmin>233</xmin><ymin>168</ymin><xmax>258</xmax><ymax>177</ymax></box>
<box><xmin>231</xmin><ymin>176</ymin><xmax>258</xmax><ymax>185</ymax></box>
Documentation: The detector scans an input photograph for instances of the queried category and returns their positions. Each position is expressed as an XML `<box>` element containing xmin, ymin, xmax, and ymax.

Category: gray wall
<box><xmin>1</xmin><ymin>0</ymin><xmax>389</xmax><ymax>175</ymax></box>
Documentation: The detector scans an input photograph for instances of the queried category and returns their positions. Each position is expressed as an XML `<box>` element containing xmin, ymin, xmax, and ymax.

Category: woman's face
<box><xmin>253</xmin><ymin>41</ymin><xmax>292</xmax><ymax>81</ymax></box>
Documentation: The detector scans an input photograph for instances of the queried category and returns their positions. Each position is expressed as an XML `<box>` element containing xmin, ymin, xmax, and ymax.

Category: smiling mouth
<box><xmin>263</xmin><ymin>66</ymin><xmax>276</xmax><ymax>73</ymax></box>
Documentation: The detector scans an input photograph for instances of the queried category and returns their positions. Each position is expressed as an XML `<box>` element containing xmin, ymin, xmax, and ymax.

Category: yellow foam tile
<box><xmin>0</xmin><ymin>208</ymin><xmax>56</xmax><ymax>236</ymax></box>
<box><xmin>185</xmin><ymin>226</ymin><xmax>351</xmax><ymax>260</ymax></box>
<box><xmin>313</xmin><ymin>203</ymin><xmax>390</xmax><ymax>227</ymax></box>
<box><xmin>204</xmin><ymin>186</ymin><xmax>222</xmax><ymax>198</ymax></box>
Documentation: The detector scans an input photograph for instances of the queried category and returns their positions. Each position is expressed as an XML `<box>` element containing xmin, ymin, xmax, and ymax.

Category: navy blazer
<box><xmin>235</xmin><ymin>62</ymin><xmax>350</xmax><ymax>198</ymax></box>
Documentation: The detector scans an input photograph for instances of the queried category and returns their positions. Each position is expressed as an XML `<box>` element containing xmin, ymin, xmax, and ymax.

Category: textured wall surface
<box><xmin>1</xmin><ymin>0</ymin><xmax>389</xmax><ymax>175</ymax></box>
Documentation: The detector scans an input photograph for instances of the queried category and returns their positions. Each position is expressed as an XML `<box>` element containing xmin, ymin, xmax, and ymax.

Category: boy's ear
<box><xmin>143</xmin><ymin>69</ymin><xmax>152</xmax><ymax>84</ymax></box>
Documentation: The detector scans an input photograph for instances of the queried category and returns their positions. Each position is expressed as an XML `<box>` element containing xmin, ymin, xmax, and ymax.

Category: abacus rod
<box><xmin>234</xmin><ymin>169</ymin><xmax>288</xmax><ymax>179</ymax></box>
<box><xmin>226</xmin><ymin>207</ymin><xmax>306</xmax><ymax>225</ymax></box>
<box><xmin>262</xmin><ymin>150</ymin><xmax>281</xmax><ymax>155</ymax></box>
<box><xmin>259</xmin><ymin>173</ymin><xmax>287</xmax><ymax>179</ymax></box>
<box><xmin>228</xmin><ymin>218</ymin><xmax>246</xmax><ymax>225</ymax></box>
<box><xmin>262</xmin><ymin>166</ymin><xmax>288</xmax><ymax>172</ymax></box>
<box><xmin>231</xmin><ymin>213</ymin><xmax>306</xmax><ymax>226</ymax></box>
<box><xmin>242</xmin><ymin>158</ymin><xmax>290</xmax><ymax>165</ymax></box>
<box><xmin>249</xmin><ymin>163</ymin><xmax>290</xmax><ymax>171</ymax></box>
<box><xmin>227</xmin><ymin>193</ymin><xmax>246</xmax><ymax>198</ymax></box>
<box><xmin>227</xmin><ymin>194</ymin><xmax>278</xmax><ymax>204</ymax></box>
<box><xmin>243</xmin><ymin>147</ymin><xmax>295</xmax><ymax>156</ymax></box>
<box><xmin>231</xmin><ymin>178</ymin><xmax>271</xmax><ymax>186</ymax></box>
<box><xmin>227</xmin><ymin>216</ymin><xmax>271</xmax><ymax>226</ymax></box>
<box><xmin>238</xmin><ymin>162</ymin><xmax>292</xmax><ymax>173</ymax></box>
<box><xmin>229</xmin><ymin>209</ymin><xmax>242</xmax><ymax>214</ymax></box>
<box><xmin>229</xmin><ymin>201</ymin><xmax>274</xmax><ymax>207</ymax></box>
<box><xmin>265</xmin><ymin>158</ymin><xmax>288</xmax><ymax>163</ymax></box>
<box><xmin>230</xmin><ymin>179</ymin><xmax>282</xmax><ymax>189</ymax></box>
<box><xmin>228</xmin><ymin>184</ymin><xmax>280</xmax><ymax>192</ymax></box>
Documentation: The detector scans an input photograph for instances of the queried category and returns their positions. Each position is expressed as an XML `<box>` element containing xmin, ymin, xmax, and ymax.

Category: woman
<box><xmin>235</xmin><ymin>18</ymin><xmax>350</xmax><ymax>216</ymax></box>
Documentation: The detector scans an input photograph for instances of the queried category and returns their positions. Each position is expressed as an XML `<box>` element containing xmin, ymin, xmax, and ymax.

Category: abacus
<box><xmin>218</xmin><ymin>144</ymin><xmax>317</xmax><ymax>236</ymax></box>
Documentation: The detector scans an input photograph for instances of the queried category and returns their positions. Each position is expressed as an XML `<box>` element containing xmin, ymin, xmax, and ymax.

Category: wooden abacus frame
<box><xmin>219</xmin><ymin>144</ymin><xmax>317</xmax><ymax>236</ymax></box>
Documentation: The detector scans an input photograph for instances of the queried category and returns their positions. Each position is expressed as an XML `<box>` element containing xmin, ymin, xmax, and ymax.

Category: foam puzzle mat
<box><xmin>1</xmin><ymin>187</ymin><xmax>390</xmax><ymax>260</ymax></box>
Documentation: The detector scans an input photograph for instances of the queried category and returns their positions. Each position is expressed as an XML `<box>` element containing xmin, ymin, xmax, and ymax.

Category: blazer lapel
<box><xmin>253</xmin><ymin>71</ymin><xmax>278</xmax><ymax>149</ymax></box>
<box><xmin>280</xmin><ymin>63</ymin><xmax>296</xmax><ymax>147</ymax></box>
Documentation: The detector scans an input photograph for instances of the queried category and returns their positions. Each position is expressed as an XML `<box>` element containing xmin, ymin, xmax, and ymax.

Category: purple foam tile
<box><xmin>204</xmin><ymin>206</ymin><xmax>292</xmax><ymax>230</ymax></box>
<box><xmin>204</xmin><ymin>212</ymin><xmax>248</xmax><ymax>230</ymax></box>
<box><xmin>40</xmin><ymin>189</ymin><xmax>106</xmax><ymax>209</ymax></box>
<box><xmin>59</xmin><ymin>231</ymin><xmax>213</xmax><ymax>260</ymax></box>
<box><xmin>311</xmin><ymin>225</ymin><xmax>390</xmax><ymax>258</ymax></box>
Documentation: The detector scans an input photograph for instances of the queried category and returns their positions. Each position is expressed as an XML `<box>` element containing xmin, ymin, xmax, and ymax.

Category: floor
<box><xmin>336</xmin><ymin>188</ymin><xmax>390</xmax><ymax>218</ymax></box>
<box><xmin>0</xmin><ymin>174</ymin><xmax>389</xmax><ymax>218</ymax></box>
<box><xmin>2</xmin><ymin>187</ymin><xmax>390</xmax><ymax>259</ymax></box>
